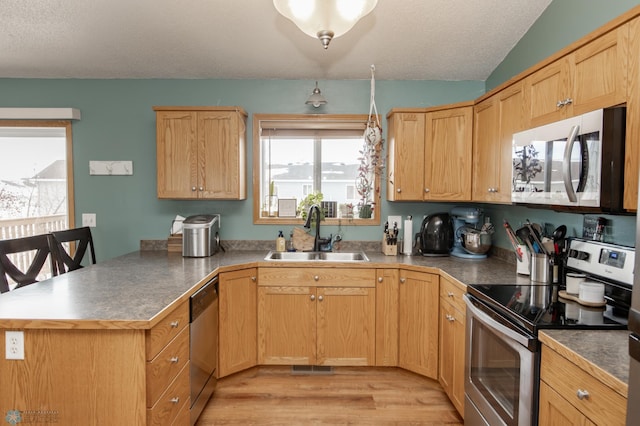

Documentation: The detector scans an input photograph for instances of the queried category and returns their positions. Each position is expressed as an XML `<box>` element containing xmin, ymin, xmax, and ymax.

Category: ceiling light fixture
<box><xmin>305</xmin><ymin>81</ymin><xmax>327</xmax><ymax>107</ymax></box>
<box><xmin>273</xmin><ymin>0</ymin><xmax>378</xmax><ymax>49</ymax></box>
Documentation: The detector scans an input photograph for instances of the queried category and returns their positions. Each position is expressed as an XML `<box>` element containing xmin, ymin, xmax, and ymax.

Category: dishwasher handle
<box><xmin>190</xmin><ymin>276</ymin><xmax>218</xmax><ymax>322</ymax></box>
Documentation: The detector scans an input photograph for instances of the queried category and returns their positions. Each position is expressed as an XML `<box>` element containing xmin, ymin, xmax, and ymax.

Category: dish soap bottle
<box><xmin>276</xmin><ymin>230</ymin><xmax>286</xmax><ymax>252</ymax></box>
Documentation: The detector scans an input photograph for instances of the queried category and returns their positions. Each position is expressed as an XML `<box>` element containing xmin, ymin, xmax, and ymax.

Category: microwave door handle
<box><xmin>562</xmin><ymin>125</ymin><xmax>581</xmax><ymax>202</ymax></box>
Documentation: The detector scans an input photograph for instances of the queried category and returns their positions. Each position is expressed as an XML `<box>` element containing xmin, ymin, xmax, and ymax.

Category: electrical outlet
<box><xmin>82</xmin><ymin>213</ymin><xmax>97</xmax><ymax>227</ymax></box>
<box><xmin>5</xmin><ymin>331</ymin><xmax>24</xmax><ymax>360</ymax></box>
<box><xmin>387</xmin><ymin>216</ymin><xmax>402</xmax><ymax>229</ymax></box>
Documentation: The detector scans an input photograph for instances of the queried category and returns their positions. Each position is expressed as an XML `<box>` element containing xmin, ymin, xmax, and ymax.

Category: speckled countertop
<box><xmin>0</xmin><ymin>249</ymin><xmax>629</xmax><ymax>387</ymax></box>
<box><xmin>539</xmin><ymin>329</ymin><xmax>630</xmax><ymax>396</ymax></box>
<box><xmin>0</xmin><ymin>249</ymin><xmax>528</xmax><ymax>329</ymax></box>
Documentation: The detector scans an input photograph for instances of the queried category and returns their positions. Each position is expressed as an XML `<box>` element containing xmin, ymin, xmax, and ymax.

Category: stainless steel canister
<box><xmin>530</xmin><ymin>253</ymin><xmax>550</xmax><ymax>283</ymax></box>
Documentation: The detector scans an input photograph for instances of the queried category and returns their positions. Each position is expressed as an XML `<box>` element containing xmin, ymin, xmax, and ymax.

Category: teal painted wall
<box><xmin>487</xmin><ymin>0</ymin><xmax>640</xmax><ymax>90</ymax></box>
<box><xmin>483</xmin><ymin>0</ymin><xmax>640</xmax><ymax>252</ymax></box>
<box><xmin>0</xmin><ymin>78</ymin><xmax>484</xmax><ymax>259</ymax></box>
<box><xmin>2</xmin><ymin>1</ymin><xmax>638</xmax><ymax>260</ymax></box>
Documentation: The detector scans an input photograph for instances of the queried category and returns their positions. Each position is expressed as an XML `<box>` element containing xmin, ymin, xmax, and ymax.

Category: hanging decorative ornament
<box><xmin>364</xmin><ymin>64</ymin><xmax>382</xmax><ymax>147</ymax></box>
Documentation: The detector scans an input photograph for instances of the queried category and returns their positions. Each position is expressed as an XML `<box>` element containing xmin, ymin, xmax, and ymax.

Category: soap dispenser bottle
<box><xmin>276</xmin><ymin>230</ymin><xmax>286</xmax><ymax>252</ymax></box>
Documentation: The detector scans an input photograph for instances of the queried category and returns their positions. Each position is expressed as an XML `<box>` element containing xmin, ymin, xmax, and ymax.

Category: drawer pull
<box><xmin>447</xmin><ymin>291</ymin><xmax>454</xmax><ymax>297</ymax></box>
<box><xmin>170</xmin><ymin>397</ymin><xmax>180</xmax><ymax>404</ymax></box>
<box><xmin>314</xmin><ymin>275</ymin><xmax>319</xmax><ymax>281</ymax></box>
<box><xmin>576</xmin><ymin>389</ymin><xmax>590</xmax><ymax>400</ymax></box>
<box><xmin>170</xmin><ymin>321</ymin><xmax>179</xmax><ymax>328</ymax></box>
<box><xmin>170</xmin><ymin>356</ymin><xmax>179</xmax><ymax>363</ymax></box>
<box><xmin>378</xmin><ymin>277</ymin><xmax>383</xmax><ymax>283</ymax></box>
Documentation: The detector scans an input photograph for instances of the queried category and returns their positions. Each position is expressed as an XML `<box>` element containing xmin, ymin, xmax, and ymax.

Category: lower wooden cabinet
<box><xmin>257</xmin><ymin>267</ymin><xmax>376</xmax><ymax>366</ymax></box>
<box><xmin>438</xmin><ymin>276</ymin><xmax>466</xmax><ymax>417</ymax></box>
<box><xmin>219</xmin><ymin>268</ymin><xmax>258</xmax><ymax>377</ymax></box>
<box><xmin>398</xmin><ymin>270</ymin><xmax>439</xmax><ymax>378</ymax></box>
<box><xmin>539</xmin><ymin>381</ymin><xmax>596</xmax><ymax>426</ymax></box>
<box><xmin>539</xmin><ymin>344</ymin><xmax>627</xmax><ymax>425</ymax></box>
<box><xmin>375</xmin><ymin>268</ymin><xmax>400</xmax><ymax>366</ymax></box>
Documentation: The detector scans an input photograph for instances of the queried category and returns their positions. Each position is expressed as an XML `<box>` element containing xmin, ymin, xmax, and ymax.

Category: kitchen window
<box><xmin>253</xmin><ymin>114</ymin><xmax>381</xmax><ymax>225</ymax></box>
<box><xmin>0</xmin><ymin>120</ymin><xmax>74</xmax><ymax>240</ymax></box>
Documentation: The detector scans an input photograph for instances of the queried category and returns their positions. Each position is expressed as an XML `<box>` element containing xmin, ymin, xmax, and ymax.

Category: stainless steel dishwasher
<box><xmin>190</xmin><ymin>275</ymin><xmax>218</xmax><ymax>425</ymax></box>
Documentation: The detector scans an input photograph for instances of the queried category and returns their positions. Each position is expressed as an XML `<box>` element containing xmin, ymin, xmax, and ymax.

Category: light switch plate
<box><xmin>82</xmin><ymin>213</ymin><xmax>97</xmax><ymax>227</ymax></box>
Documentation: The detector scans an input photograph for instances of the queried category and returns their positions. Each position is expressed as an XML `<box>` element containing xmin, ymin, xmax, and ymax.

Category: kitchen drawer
<box><xmin>146</xmin><ymin>300</ymin><xmax>189</xmax><ymax>360</ymax></box>
<box><xmin>440</xmin><ymin>275</ymin><xmax>466</xmax><ymax>313</ymax></box>
<box><xmin>146</xmin><ymin>325</ymin><xmax>190</xmax><ymax>406</ymax></box>
<box><xmin>147</xmin><ymin>361</ymin><xmax>190</xmax><ymax>426</ymax></box>
<box><xmin>540</xmin><ymin>345</ymin><xmax>626</xmax><ymax>425</ymax></box>
<box><xmin>259</xmin><ymin>267</ymin><xmax>375</xmax><ymax>287</ymax></box>
<box><xmin>171</xmin><ymin>399</ymin><xmax>190</xmax><ymax>425</ymax></box>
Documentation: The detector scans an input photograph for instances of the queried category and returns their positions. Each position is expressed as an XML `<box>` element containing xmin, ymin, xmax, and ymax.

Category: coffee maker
<box><xmin>450</xmin><ymin>207</ymin><xmax>492</xmax><ymax>259</ymax></box>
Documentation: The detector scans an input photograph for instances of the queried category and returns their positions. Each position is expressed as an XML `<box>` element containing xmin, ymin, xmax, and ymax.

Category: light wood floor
<box><xmin>196</xmin><ymin>366</ymin><xmax>464</xmax><ymax>425</ymax></box>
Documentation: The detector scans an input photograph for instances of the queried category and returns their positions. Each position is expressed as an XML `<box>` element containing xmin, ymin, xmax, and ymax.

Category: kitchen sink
<box><xmin>264</xmin><ymin>251</ymin><xmax>369</xmax><ymax>262</ymax></box>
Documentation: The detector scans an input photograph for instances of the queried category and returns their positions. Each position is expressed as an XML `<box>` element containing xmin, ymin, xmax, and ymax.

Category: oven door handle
<box><xmin>464</xmin><ymin>294</ymin><xmax>535</xmax><ymax>349</ymax></box>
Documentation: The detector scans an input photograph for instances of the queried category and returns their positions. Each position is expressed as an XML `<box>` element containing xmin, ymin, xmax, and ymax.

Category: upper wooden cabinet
<box><xmin>473</xmin><ymin>82</ymin><xmax>525</xmax><ymax>203</ymax></box>
<box><xmin>524</xmin><ymin>24</ymin><xmax>628</xmax><ymax>127</ymax></box>
<box><xmin>387</xmin><ymin>103</ymin><xmax>473</xmax><ymax>202</ymax></box>
<box><xmin>155</xmin><ymin>106</ymin><xmax>247</xmax><ymax>200</ymax></box>
<box><xmin>625</xmin><ymin>17</ymin><xmax>640</xmax><ymax>210</ymax></box>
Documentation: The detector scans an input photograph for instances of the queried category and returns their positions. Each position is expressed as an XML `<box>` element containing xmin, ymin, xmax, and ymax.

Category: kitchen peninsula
<box><xmin>0</xmin><ymin>249</ymin><xmax>627</xmax><ymax>424</ymax></box>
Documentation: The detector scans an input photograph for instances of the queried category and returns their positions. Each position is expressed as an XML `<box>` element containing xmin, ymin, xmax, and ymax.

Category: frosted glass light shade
<box><xmin>273</xmin><ymin>0</ymin><xmax>378</xmax><ymax>49</ymax></box>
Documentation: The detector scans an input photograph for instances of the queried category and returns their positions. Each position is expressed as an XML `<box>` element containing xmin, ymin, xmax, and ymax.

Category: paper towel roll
<box><xmin>403</xmin><ymin>218</ymin><xmax>413</xmax><ymax>255</ymax></box>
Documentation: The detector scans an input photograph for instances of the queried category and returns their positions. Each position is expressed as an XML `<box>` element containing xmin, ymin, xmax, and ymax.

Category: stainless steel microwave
<box><xmin>511</xmin><ymin>107</ymin><xmax>625</xmax><ymax>211</ymax></box>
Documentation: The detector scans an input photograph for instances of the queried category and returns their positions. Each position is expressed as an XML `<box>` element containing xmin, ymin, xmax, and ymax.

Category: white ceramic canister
<box><xmin>578</xmin><ymin>281</ymin><xmax>605</xmax><ymax>304</ymax></box>
<box><xmin>565</xmin><ymin>272</ymin><xmax>587</xmax><ymax>294</ymax></box>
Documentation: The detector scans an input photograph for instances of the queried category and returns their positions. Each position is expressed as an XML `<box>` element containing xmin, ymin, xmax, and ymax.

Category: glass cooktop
<box><xmin>467</xmin><ymin>284</ymin><xmax>628</xmax><ymax>334</ymax></box>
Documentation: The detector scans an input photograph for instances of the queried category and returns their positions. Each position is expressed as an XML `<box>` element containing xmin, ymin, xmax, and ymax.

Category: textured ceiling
<box><xmin>0</xmin><ymin>0</ymin><xmax>552</xmax><ymax>80</ymax></box>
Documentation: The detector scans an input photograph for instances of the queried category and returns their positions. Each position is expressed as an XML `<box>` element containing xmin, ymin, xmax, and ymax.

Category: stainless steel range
<box><xmin>464</xmin><ymin>238</ymin><xmax>633</xmax><ymax>426</ymax></box>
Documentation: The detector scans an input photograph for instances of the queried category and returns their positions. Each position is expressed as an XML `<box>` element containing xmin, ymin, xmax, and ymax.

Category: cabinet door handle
<box><xmin>314</xmin><ymin>275</ymin><xmax>320</xmax><ymax>281</ymax></box>
<box><xmin>576</xmin><ymin>389</ymin><xmax>590</xmax><ymax>400</ymax></box>
<box><xmin>310</xmin><ymin>294</ymin><xmax>316</xmax><ymax>301</ymax></box>
<box><xmin>424</xmin><ymin>188</ymin><xmax>430</xmax><ymax>193</ymax></box>
<box><xmin>170</xmin><ymin>397</ymin><xmax>180</xmax><ymax>404</ymax></box>
<box><xmin>397</xmin><ymin>188</ymin><xmax>402</xmax><ymax>193</ymax></box>
<box><xmin>170</xmin><ymin>356</ymin><xmax>179</xmax><ymax>363</ymax></box>
<box><xmin>378</xmin><ymin>277</ymin><xmax>383</xmax><ymax>283</ymax></box>
<box><xmin>170</xmin><ymin>320</ymin><xmax>179</xmax><ymax>328</ymax></box>
<box><xmin>447</xmin><ymin>291</ymin><xmax>454</xmax><ymax>297</ymax></box>
<box><xmin>400</xmin><ymin>278</ymin><xmax>406</xmax><ymax>284</ymax></box>
<box><xmin>556</xmin><ymin>99</ymin><xmax>566</xmax><ymax>108</ymax></box>
<box><xmin>318</xmin><ymin>295</ymin><xmax>324</xmax><ymax>302</ymax></box>
<box><xmin>191</xmin><ymin>186</ymin><xmax>197</xmax><ymax>191</ymax></box>
<box><xmin>251</xmin><ymin>276</ymin><xmax>257</xmax><ymax>282</ymax></box>
<box><xmin>564</xmin><ymin>98</ymin><xmax>573</xmax><ymax>105</ymax></box>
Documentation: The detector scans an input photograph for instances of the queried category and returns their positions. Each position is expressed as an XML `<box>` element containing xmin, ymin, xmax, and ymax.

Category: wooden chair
<box><xmin>49</xmin><ymin>227</ymin><xmax>97</xmax><ymax>274</ymax></box>
<box><xmin>0</xmin><ymin>234</ymin><xmax>57</xmax><ymax>293</ymax></box>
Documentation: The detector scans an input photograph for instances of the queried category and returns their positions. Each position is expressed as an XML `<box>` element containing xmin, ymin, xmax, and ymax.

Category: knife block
<box><xmin>382</xmin><ymin>236</ymin><xmax>397</xmax><ymax>256</ymax></box>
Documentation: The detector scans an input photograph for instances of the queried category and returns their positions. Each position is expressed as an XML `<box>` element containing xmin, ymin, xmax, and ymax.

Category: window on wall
<box><xmin>0</xmin><ymin>120</ymin><xmax>74</xmax><ymax>281</ymax></box>
<box><xmin>0</xmin><ymin>121</ymin><xmax>74</xmax><ymax>237</ymax></box>
<box><xmin>253</xmin><ymin>114</ymin><xmax>381</xmax><ymax>225</ymax></box>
